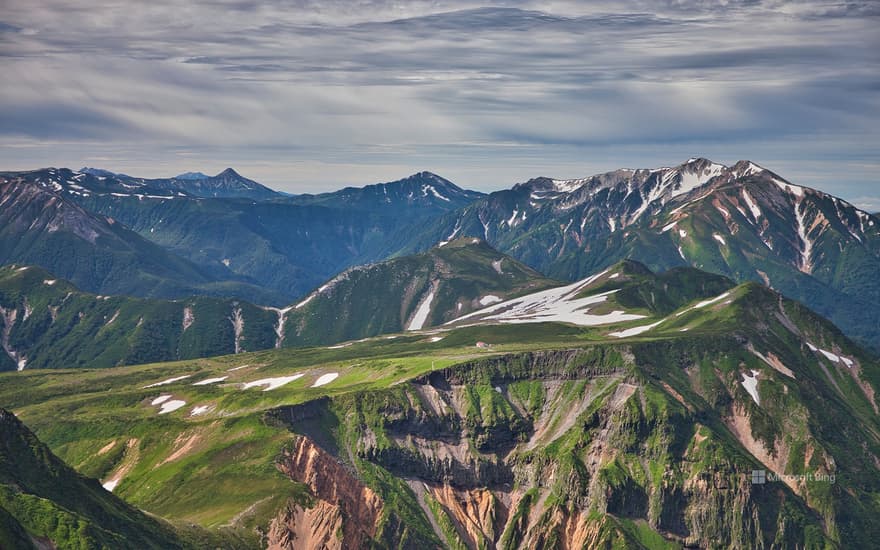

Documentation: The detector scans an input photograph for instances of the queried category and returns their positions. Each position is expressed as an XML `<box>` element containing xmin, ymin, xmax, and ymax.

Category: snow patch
<box><xmin>713</xmin><ymin>233</ymin><xmax>726</xmax><ymax>246</ymax></box>
<box><xmin>507</xmin><ymin>209</ymin><xmax>519</xmax><ymax>227</ymax></box>
<box><xmin>260</xmin><ymin>305</ymin><xmax>293</xmax><ymax>349</ymax></box>
<box><xmin>311</xmin><ymin>372</ymin><xmax>339</xmax><ymax>387</ymax></box>
<box><xmin>151</xmin><ymin>395</ymin><xmax>172</xmax><ymax>405</ymax></box>
<box><xmin>449</xmin><ymin>270</ymin><xmax>647</xmax><ymax>327</ymax></box>
<box><xmin>492</xmin><ymin>259</ymin><xmax>503</xmax><ymax>274</ymax></box>
<box><xmin>661</xmin><ymin>221</ymin><xmax>677</xmax><ymax>233</ymax></box>
<box><xmin>102</xmin><ymin>480</ymin><xmax>119</xmax><ymax>492</ymax></box>
<box><xmin>407</xmin><ymin>288</ymin><xmax>436</xmax><ymax>331</ymax></box>
<box><xmin>43</xmin><ymin>279</ymin><xmax>57</xmax><ymax>286</ymax></box>
<box><xmin>143</xmin><ymin>375</ymin><xmax>191</xmax><ymax>388</ymax></box>
<box><xmin>741</xmin><ymin>190</ymin><xmax>762</xmax><ymax>220</ymax></box>
<box><xmin>242</xmin><ymin>374</ymin><xmax>304</xmax><ymax>391</ymax></box>
<box><xmin>424</xmin><ymin>185</ymin><xmax>450</xmax><ymax>202</ymax></box>
<box><xmin>678</xmin><ymin>229</ymin><xmax>688</xmax><ymax>238</ymax></box>
<box><xmin>190</xmin><ymin>405</ymin><xmax>212</xmax><ymax>416</ymax></box>
<box><xmin>609</xmin><ymin>320</ymin><xmax>663</xmax><ymax>338</ymax></box>
<box><xmin>671</xmin><ymin>161</ymin><xmax>725</xmax><ymax>198</ymax></box>
<box><xmin>741</xmin><ymin>370</ymin><xmax>760</xmax><ymax>405</ymax></box>
<box><xmin>193</xmin><ymin>376</ymin><xmax>227</xmax><ymax>386</ymax></box>
<box><xmin>159</xmin><ymin>400</ymin><xmax>187</xmax><ymax>414</ymax></box>
<box><xmin>771</xmin><ymin>178</ymin><xmax>804</xmax><ymax>197</ymax></box>
<box><xmin>551</xmin><ymin>178</ymin><xmax>589</xmax><ymax>193</ymax></box>
<box><xmin>479</xmin><ymin>295</ymin><xmax>502</xmax><ymax>306</ymax></box>
<box><xmin>182</xmin><ymin>306</ymin><xmax>195</xmax><ymax>331</ymax></box>
<box><xmin>230</xmin><ymin>306</ymin><xmax>244</xmax><ymax>354</ymax></box>
<box><xmin>794</xmin><ymin>198</ymin><xmax>813</xmax><ymax>273</ymax></box>
<box><xmin>694</xmin><ymin>292</ymin><xmax>730</xmax><ymax>309</ymax></box>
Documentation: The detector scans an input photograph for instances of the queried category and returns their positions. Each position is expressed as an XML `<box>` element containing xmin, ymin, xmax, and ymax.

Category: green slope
<box><xmin>0</xmin><ymin>409</ymin><xmax>246</xmax><ymax>549</ymax></box>
<box><xmin>0</xmin><ymin>265</ymin><xmax>877</xmax><ymax>547</ymax></box>
<box><xmin>282</xmin><ymin>237</ymin><xmax>559</xmax><ymax>346</ymax></box>
<box><xmin>0</xmin><ymin>265</ymin><xmax>279</xmax><ymax>370</ymax></box>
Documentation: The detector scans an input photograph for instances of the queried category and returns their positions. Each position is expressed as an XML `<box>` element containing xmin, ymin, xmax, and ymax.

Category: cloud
<box><xmin>0</xmin><ymin>1</ymin><xmax>877</xmax><ymax>198</ymax></box>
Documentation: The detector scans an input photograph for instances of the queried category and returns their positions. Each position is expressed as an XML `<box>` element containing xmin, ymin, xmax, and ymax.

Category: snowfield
<box><xmin>448</xmin><ymin>271</ymin><xmax>646</xmax><ymax>327</ymax></box>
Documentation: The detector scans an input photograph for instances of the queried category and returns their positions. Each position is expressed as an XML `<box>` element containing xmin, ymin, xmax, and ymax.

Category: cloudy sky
<box><xmin>1</xmin><ymin>1</ymin><xmax>878</xmax><ymax>206</ymax></box>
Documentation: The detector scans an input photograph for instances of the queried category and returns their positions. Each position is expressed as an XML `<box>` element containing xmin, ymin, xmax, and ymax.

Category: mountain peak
<box><xmin>78</xmin><ymin>167</ymin><xmax>121</xmax><ymax>177</ymax></box>
<box><xmin>216</xmin><ymin>167</ymin><xmax>241</xmax><ymax>178</ymax></box>
<box><xmin>730</xmin><ymin>159</ymin><xmax>767</xmax><ymax>178</ymax></box>
<box><xmin>174</xmin><ymin>171</ymin><xmax>210</xmax><ymax>180</ymax></box>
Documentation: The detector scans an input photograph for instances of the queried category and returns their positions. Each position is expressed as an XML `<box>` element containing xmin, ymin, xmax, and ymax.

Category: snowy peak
<box><xmin>389</xmin><ymin>171</ymin><xmax>480</xmax><ymax>202</ymax></box>
<box><xmin>292</xmin><ymin>171</ymin><xmax>484</xmax><ymax>215</ymax></box>
<box><xmin>187</xmin><ymin>168</ymin><xmax>279</xmax><ymax>199</ymax></box>
<box><xmin>663</xmin><ymin>157</ymin><xmax>727</xmax><ymax>199</ymax></box>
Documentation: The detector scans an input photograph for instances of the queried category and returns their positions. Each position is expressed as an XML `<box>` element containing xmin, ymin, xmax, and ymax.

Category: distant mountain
<box><xmin>0</xmin><ymin>169</ymin><xmax>279</xmax><ymax>304</ymax></box>
<box><xmin>79</xmin><ymin>166</ymin><xmax>130</xmax><ymax>178</ymax></box>
<box><xmin>0</xmin><ymin>409</ymin><xmax>189</xmax><ymax>548</ymax></box>
<box><xmin>282</xmin><ymin>238</ymin><xmax>557</xmax><ymax>346</ymax></box>
<box><xmin>167</xmin><ymin>168</ymin><xmax>279</xmax><ymax>200</ymax></box>
<box><xmin>77</xmin><ymin>166</ymin><xmax>279</xmax><ymax>200</ymax></box>
<box><xmin>400</xmin><ymin>159</ymin><xmax>880</xmax><ymax>350</ymax></box>
<box><xmin>0</xmin><ymin>265</ymin><xmax>285</xmax><ymax>371</ymax></box>
<box><xmin>290</xmin><ymin>171</ymin><xmax>485</xmax><ymax>217</ymax></box>
<box><xmin>174</xmin><ymin>171</ymin><xmax>211</xmax><ymax>180</ymax></box>
<box><xmin>39</xmin><ymin>169</ymin><xmax>484</xmax><ymax>301</ymax></box>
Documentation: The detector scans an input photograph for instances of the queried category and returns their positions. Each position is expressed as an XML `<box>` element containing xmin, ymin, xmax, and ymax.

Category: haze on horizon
<box><xmin>1</xmin><ymin>1</ymin><xmax>878</xmax><ymax>209</ymax></box>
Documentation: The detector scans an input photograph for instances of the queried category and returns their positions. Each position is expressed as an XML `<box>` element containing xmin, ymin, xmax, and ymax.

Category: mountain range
<box><xmin>0</xmin><ymin>240</ymin><xmax>555</xmax><ymax>370</ymax></box>
<box><xmin>2</xmin><ymin>168</ymin><xmax>480</xmax><ymax>303</ymax></box>
<box><xmin>2</xmin><ymin>157</ymin><xmax>880</xmax><ymax>547</ymax></box>
<box><xmin>396</xmin><ymin>158</ymin><xmax>880</xmax><ymax>351</ymax></box>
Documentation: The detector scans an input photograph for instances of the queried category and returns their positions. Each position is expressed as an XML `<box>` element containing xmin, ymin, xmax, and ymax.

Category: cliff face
<box><xmin>269</xmin><ymin>436</ymin><xmax>383</xmax><ymax>549</ymax></box>
<box><xmin>267</xmin><ymin>332</ymin><xmax>880</xmax><ymax>549</ymax></box>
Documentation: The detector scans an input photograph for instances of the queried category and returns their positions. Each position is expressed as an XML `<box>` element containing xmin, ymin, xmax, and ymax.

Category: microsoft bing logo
<box><xmin>751</xmin><ymin>470</ymin><xmax>766</xmax><ymax>484</ymax></box>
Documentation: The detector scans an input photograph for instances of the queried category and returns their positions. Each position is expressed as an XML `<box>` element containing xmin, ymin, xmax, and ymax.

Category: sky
<box><xmin>1</xmin><ymin>1</ymin><xmax>878</xmax><ymax>208</ymax></box>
